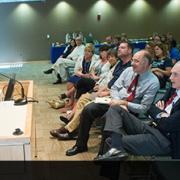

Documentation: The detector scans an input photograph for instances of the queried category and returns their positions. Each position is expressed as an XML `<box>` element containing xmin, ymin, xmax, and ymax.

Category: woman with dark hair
<box><xmin>61</xmin><ymin>39</ymin><xmax>76</xmax><ymax>58</ymax></box>
<box><xmin>152</xmin><ymin>42</ymin><xmax>173</xmax><ymax>88</ymax></box>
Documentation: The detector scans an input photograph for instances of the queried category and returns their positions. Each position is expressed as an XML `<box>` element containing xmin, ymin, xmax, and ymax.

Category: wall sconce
<box><xmin>97</xmin><ymin>13</ymin><xmax>101</xmax><ymax>21</ymax></box>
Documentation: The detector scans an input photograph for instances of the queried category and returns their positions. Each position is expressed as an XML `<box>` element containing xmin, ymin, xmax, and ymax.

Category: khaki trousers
<box><xmin>65</xmin><ymin>92</ymin><xmax>93</xmax><ymax>132</ymax></box>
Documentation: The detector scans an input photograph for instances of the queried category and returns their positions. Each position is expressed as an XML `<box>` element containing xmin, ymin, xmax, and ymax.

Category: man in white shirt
<box><xmin>44</xmin><ymin>37</ymin><xmax>85</xmax><ymax>84</ymax></box>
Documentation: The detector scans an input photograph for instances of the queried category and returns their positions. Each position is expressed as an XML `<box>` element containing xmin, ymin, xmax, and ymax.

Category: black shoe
<box><xmin>44</xmin><ymin>69</ymin><xmax>53</xmax><ymax>74</ymax></box>
<box><xmin>57</xmin><ymin>132</ymin><xmax>77</xmax><ymax>140</ymax></box>
<box><xmin>53</xmin><ymin>79</ymin><xmax>62</xmax><ymax>84</ymax></box>
<box><xmin>53</xmin><ymin>74</ymin><xmax>62</xmax><ymax>84</ymax></box>
<box><xmin>94</xmin><ymin>151</ymin><xmax>128</xmax><ymax>161</ymax></box>
<box><xmin>54</xmin><ymin>127</ymin><xmax>78</xmax><ymax>140</ymax></box>
<box><xmin>59</xmin><ymin>93</ymin><xmax>67</xmax><ymax>100</ymax></box>
<box><xmin>66</xmin><ymin>145</ymin><xmax>88</xmax><ymax>156</ymax></box>
<box><xmin>59</xmin><ymin>116</ymin><xmax>69</xmax><ymax>124</ymax></box>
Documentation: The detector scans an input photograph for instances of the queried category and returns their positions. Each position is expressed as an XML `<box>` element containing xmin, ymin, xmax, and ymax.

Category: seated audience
<box><xmin>166</xmin><ymin>32</ymin><xmax>177</xmax><ymax>47</ymax></box>
<box><xmin>96</xmin><ymin>61</ymin><xmax>180</xmax><ymax>160</ymax></box>
<box><xmin>112</xmin><ymin>35</ymin><xmax>121</xmax><ymax>50</ymax></box>
<box><xmin>50</xmin><ymin>46</ymin><xmax>132</xmax><ymax>140</ymax></box>
<box><xmin>120</xmin><ymin>33</ymin><xmax>128</xmax><ymax>41</ymax></box>
<box><xmin>152</xmin><ymin>42</ymin><xmax>172</xmax><ymax>88</ymax></box>
<box><xmin>72</xmin><ymin>45</ymin><xmax>110</xmax><ymax>100</ymax></box>
<box><xmin>152</xmin><ymin>33</ymin><xmax>161</xmax><ymax>44</ymax></box>
<box><xmin>60</xmin><ymin>43</ymin><xmax>99</xmax><ymax>108</ymax></box>
<box><xmin>160</xmin><ymin>34</ymin><xmax>168</xmax><ymax>44</ymax></box>
<box><xmin>65</xmin><ymin>50</ymin><xmax>160</xmax><ymax>156</ymax></box>
<box><xmin>102</xmin><ymin>35</ymin><xmax>113</xmax><ymax>46</ymax></box>
<box><xmin>169</xmin><ymin>40</ymin><xmax>180</xmax><ymax>65</ymax></box>
<box><xmin>144</xmin><ymin>41</ymin><xmax>155</xmax><ymax>59</ymax></box>
<box><xmin>43</xmin><ymin>37</ymin><xmax>85</xmax><ymax>84</ymax></box>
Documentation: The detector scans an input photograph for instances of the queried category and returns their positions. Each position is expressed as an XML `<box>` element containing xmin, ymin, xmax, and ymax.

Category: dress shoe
<box><xmin>50</xmin><ymin>129</ymin><xmax>62</xmax><ymax>138</ymax></box>
<box><xmin>50</xmin><ymin>127</ymin><xmax>69</xmax><ymax>137</ymax></box>
<box><xmin>59</xmin><ymin>116</ymin><xmax>69</xmax><ymax>124</ymax></box>
<box><xmin>58</xmin><ymin>126</ymin><xmax>69</xmax><ymax>133</ymax></box>
<box><xmin>57</xmin><ymin>128</ymin><xmax>78</xmax><ymax>140</ymax></box>
<box><xmin>66</xmin><ymin>145</ymin><xmax>88</xmax><ymax>156</ymax></box>
<box><xmin>44</xmin><ymin>69</ymin><xmax>53</xmax><ymax>74</ymax></box>
<box><xmin>94</xmin><ymin>150</ymin><xmax>128</xmax><ymax>161</ymax></box>
<box><xmin>50</xmin><ymin>127</ymin><xmax>77</xmax><ymax>140</ymax></box>
<box><xmin>53</xmin><ymin>79</ymin><xmax>62</xmax><ymax>84</ymax></box>
<box><xmin>57</xmin><ymin>132</ymin><xmax>77</xmax><ymax>140</ymax></box>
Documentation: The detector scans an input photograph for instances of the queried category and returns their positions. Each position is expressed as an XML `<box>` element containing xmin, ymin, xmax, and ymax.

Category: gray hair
<box><xmin>143</xmin><ymin>50</ymin><xmax>153</xmax><ymax>65</ymax></box>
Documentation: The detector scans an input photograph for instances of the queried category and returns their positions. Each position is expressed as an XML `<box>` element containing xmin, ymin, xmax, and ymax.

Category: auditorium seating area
<box><xmin>41</xmin><ymin>31</ymin><xmax>180</xmax><ymax>162</ymax></box>
<box><xmin>1</xmin><ymin>1</ymin><xmax>180</xmax><ymax>179</ymax></box>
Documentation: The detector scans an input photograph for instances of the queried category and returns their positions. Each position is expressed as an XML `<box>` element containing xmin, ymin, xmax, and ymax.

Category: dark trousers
<box><xmin>104</xmin><ymin>105</ymin><xmax>171</xmax><ymax>156</ymax></box>
<box><xmin>76</xmin><ymin>102</ymin><xmax>109</xmax><ymax>148</ymax></box>
<box><xmin>75</xmin><ymin>78</ymin><xmax>96</xmax><ymax>99</ymax></box>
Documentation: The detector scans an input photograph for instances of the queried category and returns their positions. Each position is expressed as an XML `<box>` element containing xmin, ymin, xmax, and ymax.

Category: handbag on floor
<box><xmin>47</xmin><ymin>99</ymin><xmax>65</xmax><ymax>109</ymax></box>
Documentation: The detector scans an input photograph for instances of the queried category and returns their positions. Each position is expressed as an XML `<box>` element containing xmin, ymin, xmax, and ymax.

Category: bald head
<box><xmin>131</xmin><ymin>50</ymin><xmax>152</xmax><ymax>74</ymax></box>
<box><xmin>174</xmin><ymin>61</ymin><xmax>180</xmax><ymax>67</ymax></box>
<box><xmin>170</xmin><ymin>61</ymin><xmax>180</xmax><ymax>89</ymax></box>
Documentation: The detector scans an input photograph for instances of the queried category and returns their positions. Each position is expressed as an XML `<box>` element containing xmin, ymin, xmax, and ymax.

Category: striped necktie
<box><xmin>127</xmin><ymin>74</ymin><xmax>139</xmax><ymax>102</ymax></box>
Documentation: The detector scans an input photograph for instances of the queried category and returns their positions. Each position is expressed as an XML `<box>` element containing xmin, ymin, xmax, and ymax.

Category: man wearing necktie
<box><xmin>66</xmin><ymin>50</ymin><xmax>160</xmax><ymax>156</ymax></box>
<box><xmin>96</xmin><ymin>61</ymin><xmax>180</xmax><ymax>161</ymax></box>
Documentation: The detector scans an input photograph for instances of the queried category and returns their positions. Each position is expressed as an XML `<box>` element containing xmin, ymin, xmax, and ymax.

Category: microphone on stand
<box><xmin>0</xmin><ymin>72</ymin><xmax>27</xmax><ymax>106</ymax></box>
<box><xmin>14</xmin><ymin>79</ymin><xmax>27</xmax><ymax>106</ymax></box>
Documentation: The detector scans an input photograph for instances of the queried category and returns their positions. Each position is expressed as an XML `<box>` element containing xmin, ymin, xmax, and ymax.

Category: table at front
<box><xmin>0</xmin><ymin>80</ymin><xmax>33</xmax><ymax>160</ymax></box>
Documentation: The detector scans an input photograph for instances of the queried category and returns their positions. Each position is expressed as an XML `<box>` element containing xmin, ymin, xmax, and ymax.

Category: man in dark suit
<box><xmin>96</xmin><ymin>61</ymin><xmax>180</xmax><ymax>161</ymax></box>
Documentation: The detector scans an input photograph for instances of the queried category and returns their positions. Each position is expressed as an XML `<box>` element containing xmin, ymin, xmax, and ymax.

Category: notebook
<box><xmin>94</xmin><ymin>97</ymin><xmax>111</xmax><ymax>104</ymax></box>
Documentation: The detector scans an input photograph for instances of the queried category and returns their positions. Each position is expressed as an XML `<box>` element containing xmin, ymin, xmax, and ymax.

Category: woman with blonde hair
<box><xmin>58</xmin><ymin>43</ymin><xmax>98</xmax><ymax>108</ymax></box>
<box><xmin>59</xmin><ymin>45</ymin><xmax>110</xmax><ymax>117</ymax></box>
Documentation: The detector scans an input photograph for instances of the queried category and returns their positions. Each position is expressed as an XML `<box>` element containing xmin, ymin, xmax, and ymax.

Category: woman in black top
<box><xmin>61</xmin><ymin>39</ymin><xmax>76</xmax><ymax>58</ymax></box>
<box><xmin>152</xmin><ymin>42</ymin><xmax>173</xmax><ymax>88</ymax></box>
